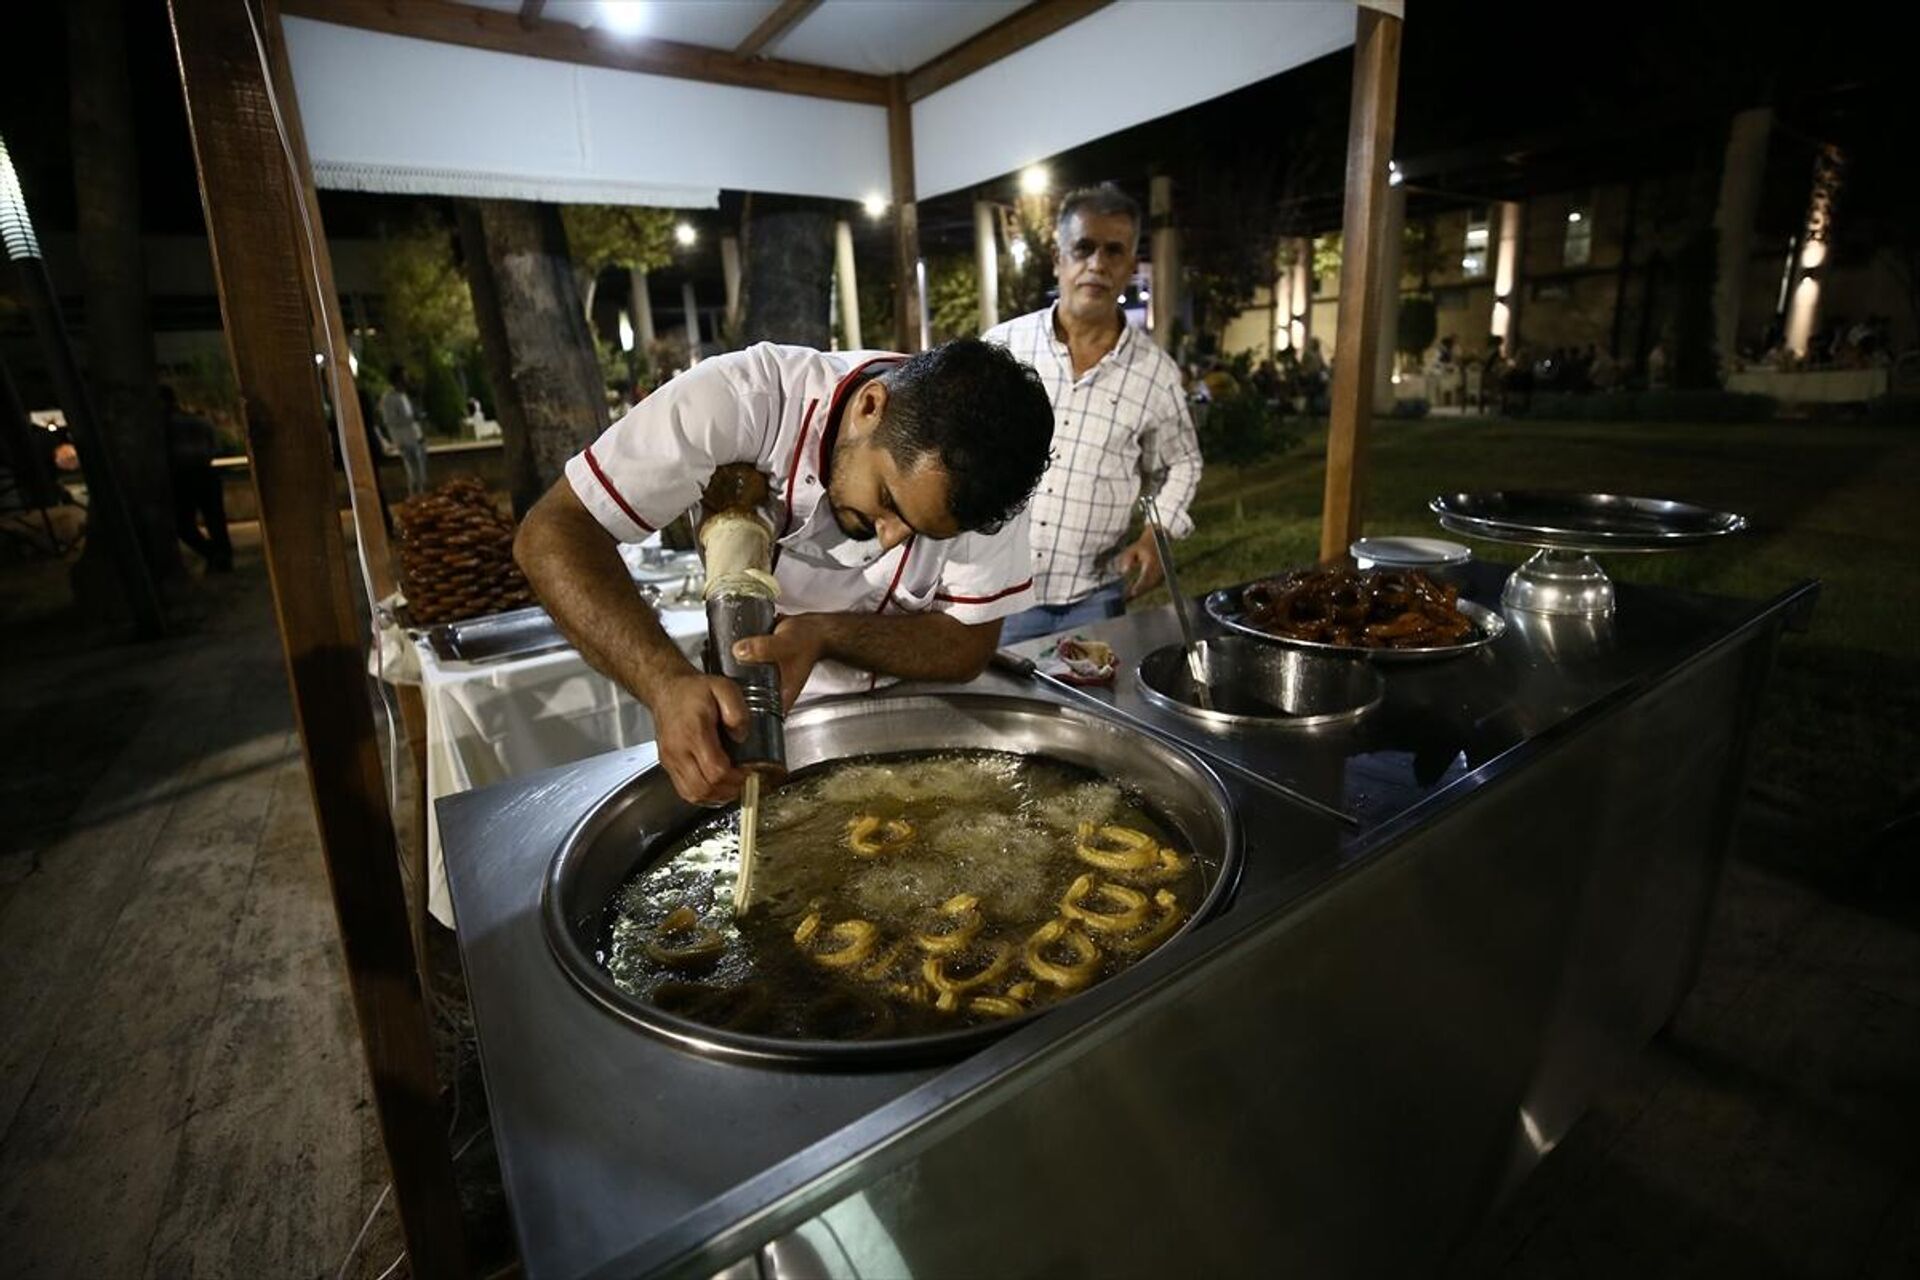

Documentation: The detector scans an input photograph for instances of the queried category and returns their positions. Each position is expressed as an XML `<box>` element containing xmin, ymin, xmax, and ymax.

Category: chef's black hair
<box><xmin>877</xmin><ymin>338</ymin><xmax>1054</xmax><ymax>535</ymax></box>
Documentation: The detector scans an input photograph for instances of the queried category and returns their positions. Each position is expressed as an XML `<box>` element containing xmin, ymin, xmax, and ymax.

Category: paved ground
<box><xmin>1</xmin><ymin>520</ymin><xmax>1915</xmax><ymax>1278</ymax></box>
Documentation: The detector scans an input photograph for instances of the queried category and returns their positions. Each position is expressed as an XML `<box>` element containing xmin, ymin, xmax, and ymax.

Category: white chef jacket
<box><xmin>565</xmin><ymin>343</ymin><xmax>1036</xmax><ymax>697</ymax></box>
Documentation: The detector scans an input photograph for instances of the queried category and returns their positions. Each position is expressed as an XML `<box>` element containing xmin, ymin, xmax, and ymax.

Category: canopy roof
<box><xmin>282</xmin><ymin>0</ymin><xmax>1375</xmax><ymax>206</ymax></box>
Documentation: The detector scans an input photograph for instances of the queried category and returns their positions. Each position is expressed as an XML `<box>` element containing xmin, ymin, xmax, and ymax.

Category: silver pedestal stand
<box><xmin>1430</xmin><ymin>491</ymin><xmax>1748</xmax><ymax>617</ymax></box>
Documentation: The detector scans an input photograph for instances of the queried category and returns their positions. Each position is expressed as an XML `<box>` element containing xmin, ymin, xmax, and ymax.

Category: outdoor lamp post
<box><xmin>1</xmin><ymin>130</ymin><xmax>164</xmax><ymax>638</ymax></box>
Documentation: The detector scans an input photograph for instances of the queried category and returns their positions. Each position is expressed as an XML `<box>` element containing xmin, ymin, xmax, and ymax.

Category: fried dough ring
<box><xmin>923</xmin><ymin>941</ymin><xmax>1016</xmax><ymax>1011</ymax></box>
<box><xmin>794</xmin><ymin>910</ymin><xmax>879</xmax><ymax>969</ymax></box>
<box><xmin>1114</xmin><ymin>889</ymin><xmax>1186</xmax><ymax>955</ymax></box>
<box><xmin>1074</xmin><ymin>821</ymin><xmax>1161</xmax><ymax>871</ymax></box>
<box><xmin>968</xmin><ymin>995</ymin><xmax>1026</xmax><ymax>1019</ymax></box>
<box><xmin>846</xmin><ymin>814</ymin><xmax>914</xmax><ymax>858</ymax></box>
<box><xmin>644</xmin><ymin>905</ymin><xmax>726</xmax><ymax>967</ymax></box>
<box><xmin>914</xmin><ymin>893</ymin><xmax>985</xmax><ymax>954</ymax></box>
<box><xmin>1025</xmin><ymin>918</ymin><xmax>1100</xmax><ymax>990</ymax></box>
<box><xmin>1060</xmin><ymin>874</ymin><xmax>1150</xmax><ymax>933</ymax></box>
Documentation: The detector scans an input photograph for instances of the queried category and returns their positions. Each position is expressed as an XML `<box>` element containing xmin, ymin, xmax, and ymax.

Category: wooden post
<box><xmin>886</xmin><ymin>75</ymin><xmax>921</xmax><ymax>352</ymax></box>
<box><xmin>974</xmin><ymin>199</ymin><xmax>1000</xmax><ymax>333</ymax></box>
<box><xmin>834</xmin><ymin>218</ymin><xmax>862</xmax><ymax>349</ymax></box>
<box><xmin>167</xmin><ymin>2</ymin><xmax>467</xmax><ymax>1273</ymax></box>
<box><xmin>1318</xmin><ymin>5</ymin><xmax>1402</xmax><ymax>565</ymax></box>
<box><xmin>1149</xmin><ymin>175</ymin><xmax>1178</xmax><ymax>351</ymax></box>
<box><xmin>259</xmin><ymin>0</ymin><xmax>436</xmax><ymax>1017</ymax></box>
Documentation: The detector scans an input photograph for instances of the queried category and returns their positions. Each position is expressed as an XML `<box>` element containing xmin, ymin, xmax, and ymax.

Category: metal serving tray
<box><xmin>424</xmin><ymin>604</ymin><xmax>570</xmax><ymax>664</ymax></box>
<box><xmin>1204</xmin><ymin>582</ymin><xmax>1506</xmax><ymax>662</ymax></box>
<box><xmin>1430</xmin><ymin>490</ymin><xmax>1748</xmax><ymax>552</ymax></box>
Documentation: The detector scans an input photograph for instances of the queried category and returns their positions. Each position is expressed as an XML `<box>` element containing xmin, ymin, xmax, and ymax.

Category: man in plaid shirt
<box><xmin>985</xmin><ymin>183</ymin><xmax>1202</xmax><ymax>644</ymax></box>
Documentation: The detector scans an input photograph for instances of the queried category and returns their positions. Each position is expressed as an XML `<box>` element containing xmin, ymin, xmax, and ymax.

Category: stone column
<box><xmin>682</xmin><ymin>281</ymin><xmax>701</xmax><ymax>363</ymax></box>
<box><xmin>1374</xmin><ymin>184</ymin><xmax>1406</xmax><ymax>403</ymax></box>
<box><xmin>834</xmin><ymin>218</ymin><xmax>862</xmax><ymax>350</ymax></box>
<box><xmin>1491</xmin><ymin>200</ymin><xmax>1525</xmax><ymax>349</ymax></box>
<box><xmin>1290</xmin><ymin>237</ymin><xmax>1312</xmax><ymax>351</ymax></box>
<box><xmin>1713</xmin><ymin>107</ymin><xmax>1773</xmax><ymax>369</ymax></box>
<box><xmin>720</xmin><ymin>233</ymin><xmax>743</xmax><ymax>331</ymax></box>
<box><xmin>974</xmin><ymin>199</ymin><xmax>1000</xmax><ymax>333</ymax></box>
<box><xmin>629</xmin><ymin>268</ymin><xmax>655</xmax><ymax>348</ymax></box>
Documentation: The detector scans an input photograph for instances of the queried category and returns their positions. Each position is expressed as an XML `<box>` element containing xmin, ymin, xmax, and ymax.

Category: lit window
<box><xmin>1564</xmin><ymin>198</ymin><xmax>1592</xmax><ymax>266</ymax></box>
<box><xmin>1461</xmin><ymin>207</ymin><xmax>1490</xmax><ymax>278</ymax></box>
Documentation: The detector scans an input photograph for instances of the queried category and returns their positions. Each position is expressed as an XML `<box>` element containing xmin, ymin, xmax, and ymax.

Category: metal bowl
<box><xmin>1205</xmin><ymin>585</ymin><xmax>1506</xmax><ymax>662</ymax></box>
<box><xmin>1136</xmin><ymin>638</ymin><xmax>1384</xmax><ymax>730</ymax></box>
<box><xmin>542</xmin><ymin>693</ymin><xmax>1242</xmax><ymax>1068</ymax></box>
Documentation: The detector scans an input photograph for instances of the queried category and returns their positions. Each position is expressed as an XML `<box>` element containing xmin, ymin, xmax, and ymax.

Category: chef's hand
<box><xmin>650</xmin><ymin>672</ymin><xmax>748</xmax><ymax>805</ymax></box>
<box><xmin>730</xmin><ymin>615</ymin><xmax>823</xmax><ymax>713</ymax></box>
<box><xmin>1113</xmin><ymin>529</ymin><xmax>1164</xmax><ymax>600</ymax></box>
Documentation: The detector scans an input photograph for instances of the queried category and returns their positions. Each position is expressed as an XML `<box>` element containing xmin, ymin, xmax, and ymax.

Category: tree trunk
<box><xmin>457</xmin><ymin>200</ymin><xmax>605</xmax><ymax>518</ymax></box>
<box><xmin>740</xmin><ymin>194</ymin><xmax>834</xmax><ymax>348</ymax></box>
<box><xmin>68</xmin><ymin>0</ymin><xmax>180</xmax><ymax>605</ymax></box>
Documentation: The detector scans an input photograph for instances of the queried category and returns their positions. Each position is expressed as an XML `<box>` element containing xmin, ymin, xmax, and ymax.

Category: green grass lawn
<box><xmin>1146</xmin><ymin>417</ymin><xmax>1920</xmax><ymax>873</ymax></box>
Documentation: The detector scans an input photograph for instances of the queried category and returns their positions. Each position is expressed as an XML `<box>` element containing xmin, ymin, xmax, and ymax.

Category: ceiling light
<box><xmin>675</xmin><ymin>222</ymin><xmax>697</xmax><ymax>248</ymax></box>
<box><xmin>862</xmin><ymin>193</ymin><xmax>888</xmax><ymax>218</ymax></box>
<box><xmin>599</xmin><ymin>1</ymin><xmax>649</xmax><ymax>38</ymax></box>
<box><xmin>1018</xmin><ymin>165</ymin><xmax>1050</xmax><ymax>196</ymax></box>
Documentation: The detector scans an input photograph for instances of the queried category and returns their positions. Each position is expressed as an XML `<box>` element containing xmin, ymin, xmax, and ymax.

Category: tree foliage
<box><xmin>369</xmin><ymin>216</ymin><xmax>477</xmax><ymax>395</ymax></box>
<box><xmin>562</xmin><ymin>205</ymin><xmax>677</xmax><ymax>318</ymax></box>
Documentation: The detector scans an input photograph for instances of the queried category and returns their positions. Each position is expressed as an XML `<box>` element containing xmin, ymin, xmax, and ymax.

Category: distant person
<box><xmin>161</xmin><ymin>384</ymin><xmax>232</xmax><ymax>573</ymax></box>
<box><xmin>1646</xmin><ymin>343</ymin><xmax>1669</xmax><ymax>389</ymax></box>
<box><xmin>379</xmin><ymin>365</ymin><xmax>429</xmax><ymax>495</ymax></box>
<box><xmin>982</xmin><ymin>183</ymin><xmax>1202</xmax><ymax>644</ymax></box>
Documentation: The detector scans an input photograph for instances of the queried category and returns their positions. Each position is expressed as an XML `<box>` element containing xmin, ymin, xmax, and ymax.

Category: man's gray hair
<box><xmin>1055</xmin><ymin>182</ymin><xmax>1142</xmax><ymax>253</ymax></box>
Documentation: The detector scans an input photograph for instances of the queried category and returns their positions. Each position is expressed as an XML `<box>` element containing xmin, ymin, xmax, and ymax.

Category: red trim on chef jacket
<box><xmin>583</xmin><ymin>444</ymin><xmax>655</xmax><ymax>532</ymax></box>
<box><xmin>933</xmin><ymin>578</ymin><xmax>1034</xmax><ymax>605</ymax></box>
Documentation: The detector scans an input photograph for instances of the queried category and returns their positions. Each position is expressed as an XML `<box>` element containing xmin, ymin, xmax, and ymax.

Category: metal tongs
<box><xmin>1139</xmin><ymin>493</ymin><xmax>1212</xmax><ymax>710</ymax></box>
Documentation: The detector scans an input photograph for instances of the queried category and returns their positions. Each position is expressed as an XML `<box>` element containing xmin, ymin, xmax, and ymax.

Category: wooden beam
<box><xmin>167</xmin><ymin>1</ymin><xmax>466</xmax><ymax>1274</ymax></box>
<box><xmin>735</xmin><ymin>0</ymin><xmax>819</xmax><ymax>59</ymax></box>
<box><xmin>516</xmin><ymin>0</ymin><xmax>544</xmax><ymax>31</ymax></box>
<box><xmin>278</xmin><ymin>0</ymin><xmax>888</xmax><ymax>105</ymax></box>
<box><xmin>1318</xmin><ymin>5</ymin><xmax>1401</xmax><ymax>565</ymax></box>
<box><xmin>259</xmin><ymin>0</ymin><xmax>435</xmax><ymax>1019</ymax></box>
<box><xmin>905</xmin><ymin>0</ymin><xmax>1112</xmax><ymax>102</ymax></box>
<box><xmin>887</xmin><ymin>75</ymin><xmax>921</xmax><ymax>353</ymax></box>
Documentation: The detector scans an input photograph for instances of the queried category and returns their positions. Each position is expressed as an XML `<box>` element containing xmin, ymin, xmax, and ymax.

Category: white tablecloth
<box><xmin>417</xmin><ymin>604</ymin><xmax>709</xmax><ymax>926</ymax></box>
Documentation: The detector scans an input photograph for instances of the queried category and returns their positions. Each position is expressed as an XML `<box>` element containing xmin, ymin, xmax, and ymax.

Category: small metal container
<box><xmin>1136</xmin><ymin>637</ymin><xmax>1384</xmax><ymax>730</ymax></box>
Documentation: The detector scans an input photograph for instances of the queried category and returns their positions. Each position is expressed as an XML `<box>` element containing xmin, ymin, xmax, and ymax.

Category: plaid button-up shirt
<box><xmin>984</xmin><ymin>306</ymin><xmax>1202</xmax><ymax>606</ymax></box>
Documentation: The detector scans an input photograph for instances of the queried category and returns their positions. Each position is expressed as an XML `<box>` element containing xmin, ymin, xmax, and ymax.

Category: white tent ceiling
<box><xmin>286</xmin><ymin>1</ymin><xmax>1365</xmax><ymax>207</ymax></box>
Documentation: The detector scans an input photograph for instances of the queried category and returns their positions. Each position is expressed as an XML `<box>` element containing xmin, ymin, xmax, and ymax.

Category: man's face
<box><xmin>1054</xmin><ymin>208</ymin><xmax>1139</xmax><ymax>325</ymax></box>
<box><xmin>826</xmin><ymin>380</ymin><xmax>962</xmax><ymax>550</ymax></box>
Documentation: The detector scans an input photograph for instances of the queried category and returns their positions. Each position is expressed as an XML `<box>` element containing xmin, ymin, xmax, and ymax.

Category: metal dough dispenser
<box><xmin>696</xmin><ymin>464</ymin><xmax>786</xmax><ymax>779</ymax></box>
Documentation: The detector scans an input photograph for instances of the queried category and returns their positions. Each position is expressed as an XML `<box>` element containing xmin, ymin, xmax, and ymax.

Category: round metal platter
<box><xmin>1429</xmin><ymin>490</ymin><xmax>1748</xmax><ymax>553</ymax></box>
<box><xmin>1203</xmin><ymin>584</ymin><xmax>1507</xmax><ymax>663</ymax></box>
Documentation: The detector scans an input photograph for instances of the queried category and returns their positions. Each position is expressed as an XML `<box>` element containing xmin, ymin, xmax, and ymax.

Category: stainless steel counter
<box><xmin>438</xmin><ymin>566</ymin><xmax>1816</xmax><ymax>1278</ymax></box>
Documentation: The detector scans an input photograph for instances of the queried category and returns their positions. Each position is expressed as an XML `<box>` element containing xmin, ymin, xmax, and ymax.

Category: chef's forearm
<box><xmin>514</xmin><ymin>484</ymin><xmax>697</xmax><ymax>704</ymax></box>
<box><xmin>800</xmin><ymin>612</ymin><xmax>1001</xmax><ymax>684</ymax></box>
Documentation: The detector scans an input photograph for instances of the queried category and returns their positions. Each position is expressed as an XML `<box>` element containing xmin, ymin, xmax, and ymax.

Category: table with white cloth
<box><xmin>416</xmin><ymin>601</ymin><xmax>708</xmax><ymax>927</ymax></box>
